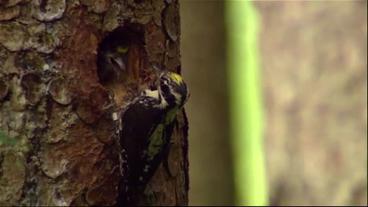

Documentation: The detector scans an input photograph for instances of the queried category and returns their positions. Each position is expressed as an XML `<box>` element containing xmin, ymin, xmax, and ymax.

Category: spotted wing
<box><xmin>120</xmin><ymin>95</ymin><xmax>165</xmax><ymax>186</ymax></box>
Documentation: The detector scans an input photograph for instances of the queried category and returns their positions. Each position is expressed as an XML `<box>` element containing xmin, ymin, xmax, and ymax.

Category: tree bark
<box><xmin>0</xmin><ymin>0</ymin><xmax>188</xmax><ymax>206</ymax></box>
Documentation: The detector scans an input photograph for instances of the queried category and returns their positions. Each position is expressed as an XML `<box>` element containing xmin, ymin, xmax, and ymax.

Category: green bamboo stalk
<box><xmin>225</xmin><ymin>1</ymin><xmax>268</xmax><ymax>205</ymax></box>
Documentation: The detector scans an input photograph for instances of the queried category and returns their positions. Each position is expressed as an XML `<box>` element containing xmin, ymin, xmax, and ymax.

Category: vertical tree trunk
<box><xmin>181</xmin><ymin>1</ymin><xmax>234</xmax><ymax>205</ymax></box>
<box><xmin>0</xmin><ymin>0</ymin><xmax>188</xmax><ymax>206</ymax></box>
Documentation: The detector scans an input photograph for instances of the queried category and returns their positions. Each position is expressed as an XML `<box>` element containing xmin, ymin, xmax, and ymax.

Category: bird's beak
<box><xmin>111</xmin><ymin>56</ymin><xmax>126</xmax><ymax>72</ymax></box>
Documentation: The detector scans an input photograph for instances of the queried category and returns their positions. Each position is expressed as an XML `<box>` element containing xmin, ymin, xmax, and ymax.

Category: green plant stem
<box><xmin>226</xmin><ymin>0</ymin><xmax>268</xmax><ymax>205</ymax></box>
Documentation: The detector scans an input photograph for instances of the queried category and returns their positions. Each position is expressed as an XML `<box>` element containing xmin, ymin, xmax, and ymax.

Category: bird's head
<box><xmin>158</xmin><ymin>71</ymin><xmax>189</xmax><ymax>108</ymax></box>
<box><xmin>105</xmin><ymin>45</ymin><xmax>128</xmax><ymax>74</ymax></box>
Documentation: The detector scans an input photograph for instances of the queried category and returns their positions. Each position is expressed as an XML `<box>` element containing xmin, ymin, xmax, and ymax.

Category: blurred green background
<box><xmin>180</xmin><ymin>0</ymin><xmax>367</xmax><ymax>206</ymax></box>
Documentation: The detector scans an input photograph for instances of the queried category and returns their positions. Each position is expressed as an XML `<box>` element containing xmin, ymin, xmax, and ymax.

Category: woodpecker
<box><xmin>118</xmin><ymin>71</ymin><xmax>188</xmax><ymax>205</ymax></box>
<box><xmin>97</xmin><ymin>43</ymin><xmax>129</xmax><ymax>83</ymax></box>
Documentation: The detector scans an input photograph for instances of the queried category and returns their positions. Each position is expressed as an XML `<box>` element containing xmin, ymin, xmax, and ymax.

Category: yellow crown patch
<box><xmin>168</xmin><ymin>72</ymin><xmax>183</xmax><ymax>84</ymax></box>
<box><xmin>116</xmin><ymin>46</ymin><xmax>129</xmax><ymax>54</ymax></box>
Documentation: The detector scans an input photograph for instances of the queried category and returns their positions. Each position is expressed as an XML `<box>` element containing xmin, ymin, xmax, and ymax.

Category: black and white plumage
<box><xmin>118</xmin><ymin>71</ymin><xmax>188</xmax><ymax>205</ymax></box>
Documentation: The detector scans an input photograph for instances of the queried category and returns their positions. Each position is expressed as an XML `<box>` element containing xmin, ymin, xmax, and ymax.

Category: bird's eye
<box><xmin>160</xmin><ymin>82</ymin><xmax>170</xmax><ymax>94</ymax></box>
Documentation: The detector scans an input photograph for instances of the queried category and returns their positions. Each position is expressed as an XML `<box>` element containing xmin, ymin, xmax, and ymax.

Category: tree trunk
<box><xmin>180</xmin><ymin>1</ymin><xmax>234</xmax><ymax>205</ymax></box>
<box><xmin>0</xmin><ymin>0</ymin><xmax>188</xmax><ymax>206</ymax></box>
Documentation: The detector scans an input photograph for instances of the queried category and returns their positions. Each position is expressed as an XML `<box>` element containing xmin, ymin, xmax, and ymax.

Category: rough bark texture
<box><xmin>255</xmin><ymin>1</ymin><xmax>367</xmax><ymax>205</ymax></box>
<box><xmin>0</xmin><ymin>0</ymin><xmax>188</xmax><ymax>206</ymax></box>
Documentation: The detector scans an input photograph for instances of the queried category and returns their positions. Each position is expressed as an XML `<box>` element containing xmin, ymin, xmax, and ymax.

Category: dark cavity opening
<box><xmin>97</xmin><ymin>23</ymin><xmax>145</xmax><ymax>85</ymax></box>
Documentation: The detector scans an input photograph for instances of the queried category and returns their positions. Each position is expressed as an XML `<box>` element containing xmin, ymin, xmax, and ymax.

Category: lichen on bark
<box><xmin>0</xmin><ymin>0</ymin><xmax>188</xmax><ymax>206</ymax></box>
